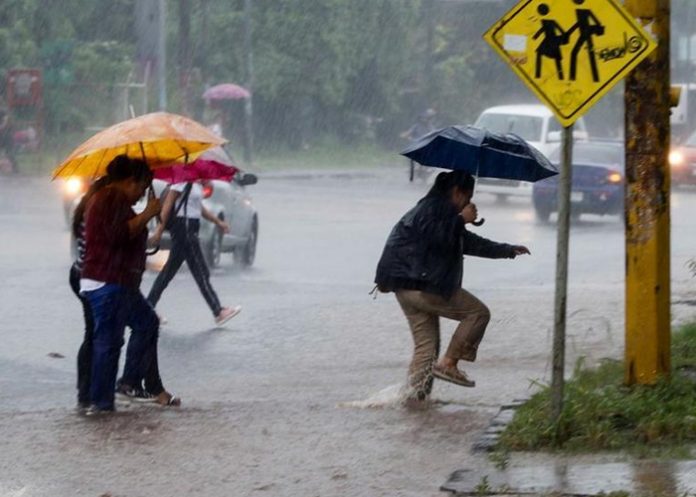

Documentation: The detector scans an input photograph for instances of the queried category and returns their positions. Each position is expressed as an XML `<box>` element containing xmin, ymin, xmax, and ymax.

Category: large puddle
<box><xmin>443</xmin><ymin>459</ymin><xmax>696</xmax><ymax>496</ymax></box>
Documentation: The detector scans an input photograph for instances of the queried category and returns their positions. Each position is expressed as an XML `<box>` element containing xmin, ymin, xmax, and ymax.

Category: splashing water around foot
<box><xmin>338</xmin><ymin>383</ymin><xmax>412</xmax><ymax>409</ymax></box>
<box><xmin>338</xmin><ymin>383</ymin><xmax>455</xmax><ymax>410</ymax></box>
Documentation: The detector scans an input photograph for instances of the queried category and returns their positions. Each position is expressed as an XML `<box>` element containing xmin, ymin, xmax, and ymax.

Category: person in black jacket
<box><xmin>375</xmin><ymin>170</ymin><xmax>530</xmax><ymax>402</ymax></box>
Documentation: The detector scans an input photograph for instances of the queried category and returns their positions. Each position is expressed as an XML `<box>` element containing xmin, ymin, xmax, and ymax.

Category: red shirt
<box><xmin>81</xmin><ymin>187</ymin><xmax>147</xmax><ymax>289</ymax></box>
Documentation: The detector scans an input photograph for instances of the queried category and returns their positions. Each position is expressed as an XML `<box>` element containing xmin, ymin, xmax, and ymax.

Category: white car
<box><xmin>148</xmin><ymin>173</ymin><xmax>259</xmax><ymax>268</ymax></box>
<box><xmin>473</xmin><ymin>104</ymin><xmax>588</xmax><ymax>200</ymax></box>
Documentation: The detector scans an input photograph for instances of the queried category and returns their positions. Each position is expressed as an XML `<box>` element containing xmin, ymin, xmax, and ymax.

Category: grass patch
<box><xmin>498</xmin><ymin>323</ymin><xmax>696</xmax><ymax>454</ymax></box>
<box><xmin>252</xmin><ymin>140</ymin><xmax>400</xmax><ymax>171</ymax></box>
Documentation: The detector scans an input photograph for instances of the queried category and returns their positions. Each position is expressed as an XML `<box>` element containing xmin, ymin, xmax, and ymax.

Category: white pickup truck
<box><xmin>474</xmin><ymin>104</ymin><xmax>588</xmax><ymax>200</ymax></box>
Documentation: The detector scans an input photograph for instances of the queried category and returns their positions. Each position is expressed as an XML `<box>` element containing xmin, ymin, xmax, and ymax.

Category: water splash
<box><xmin>338</xmin><ymin>383</ymin><xmax>412</xmax><ymax>409</ymax></box>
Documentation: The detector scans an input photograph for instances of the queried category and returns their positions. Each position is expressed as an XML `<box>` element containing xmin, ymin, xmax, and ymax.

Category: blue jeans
<box><xmin>84</xmin><ymin>284</ymin><xmax>159</xmax><ymax>410</ymax></box>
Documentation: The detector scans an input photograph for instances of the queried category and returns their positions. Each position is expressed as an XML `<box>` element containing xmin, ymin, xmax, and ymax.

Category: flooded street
<box><xmin>2</xmin><ymin>168</ymin><xmax>696</xmax><ymax>497</ymax></box>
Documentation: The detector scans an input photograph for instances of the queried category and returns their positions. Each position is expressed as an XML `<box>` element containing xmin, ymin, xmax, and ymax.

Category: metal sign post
<box><xmin>551</xmin><ymin>125</ymin><xmax>573</xmax><ymax>420</ymax></box>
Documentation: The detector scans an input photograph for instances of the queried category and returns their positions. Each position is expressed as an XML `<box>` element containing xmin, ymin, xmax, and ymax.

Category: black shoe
<box><xmin>116</xmin><ymin>383</ymin><xmax>157</xmax><ymax>403</ymax></box>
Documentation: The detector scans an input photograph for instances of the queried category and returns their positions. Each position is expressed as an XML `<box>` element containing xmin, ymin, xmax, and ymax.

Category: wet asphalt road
<box><xmin>1</xmin><ymin>168</ymin><xmax>696</xmax><ymax>497</ymax></box>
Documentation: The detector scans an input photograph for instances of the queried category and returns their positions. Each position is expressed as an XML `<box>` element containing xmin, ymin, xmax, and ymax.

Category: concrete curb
<box><xmin>471</xmin><ymin>398</ymin><xmax>529</xmax><ymax>453</ymax></box>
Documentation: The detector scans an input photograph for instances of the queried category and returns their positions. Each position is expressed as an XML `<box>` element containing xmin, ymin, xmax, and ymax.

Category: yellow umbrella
<box><xmin>52</xmin><ymin>112</ymin><xmax>226</xmax><ymax>179</ymax></box>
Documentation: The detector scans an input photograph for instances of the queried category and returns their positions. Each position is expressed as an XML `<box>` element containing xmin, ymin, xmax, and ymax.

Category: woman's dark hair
<box><xmin>105</xmin><ymin>154</ymin><xmax>134</xmax><ymax>181</ymax></box>
<box><xmin>71</xmin><ymin>155</ymin><xmax>152</xmax><ymax>237</ymax></box>
<box><xmin>426</xmin><ymin>170</ymin><xmax>475</xmax><ymax>198</ymax></box>
<box><xmin>71</xmin><ymin>175</ymin><xmax>110</xmax><ymax>238</ymax></box>
<box><xmin>128</xmin><ymin>158</ymin><xmax>153</xmax><ymax>185</ymax></box>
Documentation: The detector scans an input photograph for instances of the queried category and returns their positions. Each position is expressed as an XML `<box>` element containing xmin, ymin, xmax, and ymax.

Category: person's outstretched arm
<box><xmin>462</xmin><ymin>229</ymin><xmax>530</xmax><ymax>259</ymax></box>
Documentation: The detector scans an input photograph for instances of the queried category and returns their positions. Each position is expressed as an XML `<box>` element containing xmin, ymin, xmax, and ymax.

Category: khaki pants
<box><xmin>395</xmin><ymin>289</ymin><xmax>490</xmax><ymax>399</ymax></box>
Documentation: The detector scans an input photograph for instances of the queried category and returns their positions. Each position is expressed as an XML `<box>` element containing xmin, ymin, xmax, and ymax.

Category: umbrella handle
<box><xmin>148</xmin><ymin>184</ymin><xmax>163</xmax><ymax>224</ymax></box>
<box><xmin>472</xmin><ymin>218</ymin><xmax>485</xmax><ymax>227</ymax></box>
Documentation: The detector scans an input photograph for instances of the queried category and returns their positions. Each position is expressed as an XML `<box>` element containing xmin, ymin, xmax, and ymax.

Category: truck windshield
<box><xmin>686</xmin><ymin>130</ymin><xmax>696</xmax><ymax>147</ymax></box>
<box><xmin>475</xmin><ymin>114</ymin><xmax>543</xmax><ymax>142</ymax></box>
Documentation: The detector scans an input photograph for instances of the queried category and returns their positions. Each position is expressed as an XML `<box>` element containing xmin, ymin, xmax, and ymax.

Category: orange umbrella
<box><xmin>52</xmin><ymin>112</ymin><xmax>226</xmax><ymax>179</ymax></box>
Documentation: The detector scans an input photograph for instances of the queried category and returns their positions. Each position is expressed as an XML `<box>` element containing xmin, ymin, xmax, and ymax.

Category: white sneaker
<box><xmin>215</xmin><ymin>305</ymin><xmax>242</xmax><ymax>326</ymax></box>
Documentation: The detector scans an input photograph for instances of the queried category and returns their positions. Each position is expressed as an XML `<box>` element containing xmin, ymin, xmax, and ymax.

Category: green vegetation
<box><xmin>0</xmin><ymin>1</ymin><xmax>525</xmax><ymax>151</ymax></box>
<box><xmin>4</xmin><ymin>0</ymin><xmax>695</xmax><ymax>169</ymax></box>
<box><xmin>253</xmin><ymin>140</ymin><xmax>399</xmax><ymax>172</ymax></box>
<box><xmin>498</xmin><ymin>323</ymin><xmax>696</xmax><ymax>454</ymax></box>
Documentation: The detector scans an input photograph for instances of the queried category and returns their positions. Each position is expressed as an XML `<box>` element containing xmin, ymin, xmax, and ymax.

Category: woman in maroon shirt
<box><xmin>81</xmin><ymin>156</ymin><xmax>178</xmax><ymax>413</ymax></box>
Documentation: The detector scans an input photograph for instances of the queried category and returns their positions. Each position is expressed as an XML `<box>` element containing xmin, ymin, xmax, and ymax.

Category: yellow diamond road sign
<box><xmin>484</xmin><ymin>0</ymin><xmax>657</xmax><ymax>127</ymax></box>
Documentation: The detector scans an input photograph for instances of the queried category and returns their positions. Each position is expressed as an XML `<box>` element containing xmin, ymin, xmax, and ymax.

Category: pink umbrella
<box><xmin>202</xmin><ymin>83</ymin><xmax>251</xmax><ymax>100</ymax></box>
<box><xmin>154</xmin><ymin>147</ymin><xmax>239</xmax><ymax>183</ymax></box>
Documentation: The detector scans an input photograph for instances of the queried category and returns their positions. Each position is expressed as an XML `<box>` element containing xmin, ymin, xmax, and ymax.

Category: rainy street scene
<box><xmin>2</xmin><ymin>1</ymin><xmax>696</xmax><ymax>497</ymax></box>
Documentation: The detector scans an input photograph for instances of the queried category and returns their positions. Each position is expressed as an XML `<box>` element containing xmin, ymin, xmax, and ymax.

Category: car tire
<box><xmin>205</xmin><ymin>227</ymin><xmax>223</xmax><ymax>269</ymax></box>
<box><xmin>234</xmin><ymin>218</ymin><xmax>258</xmax><ymax>268</ymax></box>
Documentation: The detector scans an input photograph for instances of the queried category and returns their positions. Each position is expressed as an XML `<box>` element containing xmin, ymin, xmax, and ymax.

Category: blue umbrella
<box><xmin>401</xmin><ymin>125</ymin><xmax>558</xmax><ymax>182</ymax></box>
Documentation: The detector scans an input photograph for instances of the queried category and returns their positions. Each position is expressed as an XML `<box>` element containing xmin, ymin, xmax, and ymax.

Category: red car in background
<box><xmin>669</xmin><ymin>130</ymin><xmax>696</xmax><ymax>187</ymax></box>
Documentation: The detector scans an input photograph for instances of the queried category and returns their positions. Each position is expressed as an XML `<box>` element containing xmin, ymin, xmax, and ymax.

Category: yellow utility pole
<box><xmin>624</xmin><ymin>0</ymin><xmax>671</xmax><ymax>385</ymax></box>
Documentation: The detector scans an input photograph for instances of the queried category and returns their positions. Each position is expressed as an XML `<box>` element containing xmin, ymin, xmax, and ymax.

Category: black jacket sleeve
<box><xmin>418</xmin><ymin>201</ymin><xmax>464</xmax><ymax>250</ymax></box>
<box><xmin>462</xmin><ymin>229</ymin><xmax>515</xmax><ymax>259</ymax></box>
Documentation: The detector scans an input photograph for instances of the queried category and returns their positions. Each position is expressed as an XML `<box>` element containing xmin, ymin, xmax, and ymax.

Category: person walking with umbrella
<box><xmin>53</xmin><ymin>112</ymin><xmax>224</xmax><ymax>411</ymax></box>
<box><xmin>374</xmin><ymin>171</ymin><xmax>530</xmax><ymax>403</ymax></box>
<box><xmin>71</xmin><ymin>157</ymin><xmax>181</xmax><ymax>409</ymax></box>
<box><xmin>147</xmin><ymin>180</ymin><xmax>242</xmax><ymax>326</ymax></box>
<box><xmin>79</xmin><ymin>156</ymin><xmax>171</xmax><ymax>413</ymax></box>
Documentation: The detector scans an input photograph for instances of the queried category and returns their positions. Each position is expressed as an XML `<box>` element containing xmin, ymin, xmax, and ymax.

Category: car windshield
<box><xmin>548</xmin><ymin>143</ymin><xmax>623</xmax><ymax>168</ymax></box>
<box><xmin>476</xmin><ymin>113</ymin><xmax>543</xmax><ymax>142</ymax></box>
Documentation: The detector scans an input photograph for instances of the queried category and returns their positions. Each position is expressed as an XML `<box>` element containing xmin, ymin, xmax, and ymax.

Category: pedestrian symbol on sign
<box><xmin>484</xmin><ymin>0</ymin><xmax>655</xmax><ymax>127</ymax></box>
<box><xmin>533</xmin><ymin>0</ymin><xmax>605</xmax><ymax>83</ymax></box>
<box><xmin>533</xmin><ymin>3</ymin><xmax>568</xmax><ymax>80</ymax></box>
<box><xmin>567</xmin><ymin>0</ymin><xmax>605</xmax><ymax>82</ymax></box>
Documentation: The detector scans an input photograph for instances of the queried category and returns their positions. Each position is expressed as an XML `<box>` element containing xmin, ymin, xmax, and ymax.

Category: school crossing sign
<box><xmin>483</xmin><ymin>0</ymin><xmax>657</xmax><ymax>127</ymax></box>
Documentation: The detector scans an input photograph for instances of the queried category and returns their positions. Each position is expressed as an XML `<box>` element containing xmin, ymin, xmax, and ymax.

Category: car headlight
<box><xmin>669</xmin><ymin>150</ymin><xmax>685</xmax><ymax>167</ymax></box>
<box><xmin>65</xmin><ymin>178</ymin><xmax>85</xmax><ymax>195</ymax></box>
<box><xmin>607</xmin><ymin>172</ymin><xmax>622</xmax><ymax>184</ymax></box>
